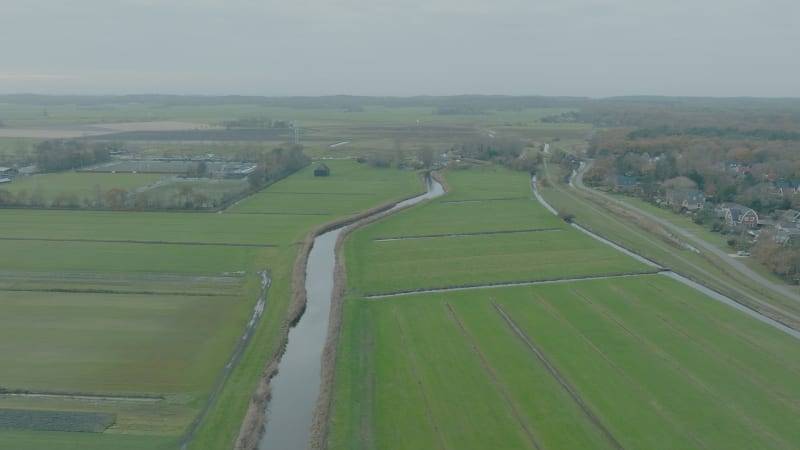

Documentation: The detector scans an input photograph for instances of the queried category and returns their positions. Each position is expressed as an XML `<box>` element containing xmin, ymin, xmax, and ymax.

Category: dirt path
<box><xmin>491</xmin><ymin>299</ymin><xmax>626</xmax><ymax>450</ymax></box>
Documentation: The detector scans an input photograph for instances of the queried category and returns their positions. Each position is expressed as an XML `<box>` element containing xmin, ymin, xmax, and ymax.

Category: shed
<box><xmin>314</xmin><ymin>163</ymin><xmax>330</xmax><ymax>177</ymax></box>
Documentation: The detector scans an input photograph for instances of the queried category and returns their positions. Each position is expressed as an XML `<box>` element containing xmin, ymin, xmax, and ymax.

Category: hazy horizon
<box><xmin>3</xmin><ymin>0</ymin><xmax>799</xmax><ymax>98</ymax></box>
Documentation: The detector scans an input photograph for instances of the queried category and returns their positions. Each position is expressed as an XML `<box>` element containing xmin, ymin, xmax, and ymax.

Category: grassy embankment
<box><xmin>539</xmin><ymin>159</ymin><xmax>800</xmax><ymax>327</ymax></box>
<box><xmin>0</xmin><ymin>159</ymin><xmax>422</xmax><ymax>450</ymax></box>
<box><xmin>328</xmin><ymin>164</ymin><xmax>800</xmax><ymax>450</ymax></box>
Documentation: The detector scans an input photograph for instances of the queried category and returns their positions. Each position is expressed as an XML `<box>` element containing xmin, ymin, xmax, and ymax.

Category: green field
<box><xmin>0</xmin><ymin>158</ymin><xmax>423</xmax><ymax>449</ymax></box>
<box><xmin>345</xmin><ymin>166</ymin><xmax>651</xmax><ymax>295</ymax></box>
<box><xmin>329</xmin><ymin>275</ymin><xmax>800</xmax><ymax>450</ymax></box>
<box><xmin>229</xmin><ymin>159</ymin><xmax>423</xmax><ymax>216</ymax></box>
<box><xmin>329</xmin><ymin>162</ymin><xmax>800</xmax><ymax>450</ymax></box>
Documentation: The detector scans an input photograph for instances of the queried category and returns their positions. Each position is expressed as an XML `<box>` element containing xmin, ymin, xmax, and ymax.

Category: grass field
<box><xmin>345</xmin><ymin>166</ymin><xmax>651</xmax><ymax>295</ymax></box>
<box><xmin>329</xmin><ymin>162</ymin><xmax>800</xmax><ymax>450</ymax></box>
<box><xmin>329</xmin><ymin>275</ymin><xmax>800</xmax><ymax>450</ymax></box>
<box><xmin>0</xmin><ymin>158</ymin><xmax>423</xmax><ymax>449</ymax></box>
<box><xmin>229</xmin><ymin>159</ymin><xmax>424</xmax><ymax>216</ymax></box>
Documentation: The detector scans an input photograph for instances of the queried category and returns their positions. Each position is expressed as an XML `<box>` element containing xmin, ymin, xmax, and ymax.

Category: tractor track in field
<box><xmin>0</xmin><ymin>236</ymin><xmax>277</xmax><ymax>247</ymax></box>
<box><xmin>443</xmin><ymin>302</ymin><xmax>543</xmax><ymax>450</ymax></box>
<box><xmin>390</xmin><ymin>307</ymin><xmax>449</xmax><ymax>450</ymax></box>
<box><xmin>532</xmin><ymin>293</ymin><xmax>710</xmax><ymax>450</ymax></box>
<box><xmin>645</xmin><ymin>281</ymin><xmax>800</xmax><ymax>375</ymax></box>
<box><xmin>372</xmin><ymin>228</ymin><xmax>562</xmax><ymax>242</ymax></box>
<box><xmin>610</xmin><ymin>285</ymin><xmax>800</xmax><ymax>413</ymax></box>
<box><xmin>491</xmin><ymin>299</ymin><xmax>626</xmax><ymax>450</ymax></box>
<box><xmin>574</xmin><ymin>290</ymin><xmax>795</xmax><ymax>450</ymax></box>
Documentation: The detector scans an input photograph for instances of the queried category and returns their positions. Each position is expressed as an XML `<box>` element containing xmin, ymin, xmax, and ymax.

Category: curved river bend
<box><xmin>258</xmin><ymin>176</ymin><xmax>444</xmax><ymax>450</ymax></box>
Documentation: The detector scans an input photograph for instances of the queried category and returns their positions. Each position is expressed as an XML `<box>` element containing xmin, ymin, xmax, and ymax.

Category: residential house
<box><xmin>666</xmin><ymin>189</ymin><xmax>706</xmax><ymax>211</ymax></box>
<box><xmin>616</xmin><ymin>176</ymin><xmax>638</xmax><ymax>190</ymax></box>
<box><xmin>719</xmin><ymin>203</ymin><xmax>759</xmax><ymax>228</ymax></box>
<box><xmin>775</xmin><ymin>180</ymin><xmax>800</xmax><ymax>197</ymax></box>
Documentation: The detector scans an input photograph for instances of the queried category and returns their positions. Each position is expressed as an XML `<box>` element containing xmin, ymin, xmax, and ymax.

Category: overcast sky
<box><xmin>1</xmin><ymin>0</ymin><xmax>798</xmax><ymax>97</ymax></box>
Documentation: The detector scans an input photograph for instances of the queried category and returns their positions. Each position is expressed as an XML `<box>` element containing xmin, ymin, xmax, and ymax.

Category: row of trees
<box><xmin>35</xmin><ymin>139</ymin><xmax>118</xmax><ymax>172</ymax></box>
<box><xmin>0</xmin><ymin>185</ymin><xmax>239</xmax><ymax>210</ymax></box>
<box><xmin>247</xmin><ymin>145</ymin><xmax>310</xmax><ymax>190</ymax></box>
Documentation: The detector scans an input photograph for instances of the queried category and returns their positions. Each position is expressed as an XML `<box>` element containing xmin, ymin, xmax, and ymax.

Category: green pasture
<box><xmin>0</xmin><ymin>158</ymin><xmax>426</xmax><ymax>449</ymax></box>
<box><xmin>0</xmin><ymin>431</ymin><xmax>176</xmax><ymax>450</ymax></box>
<box><xmin>348</xmin><ymin>231</ymin><xmax>649</xmax><ymax>294</ymax></box>
<box><xmin>229</xmin><ymin>159</ymin><xmax>423</xmax><ymax>216</ymax></box>
<box><xmin>0</xmin><ymin>172</ymin><xmax>164</xmax><ymax>205</ymax></box>
<box><xmin>0</xmin><ymin>240</ymin><xmax>261</xmax><ymax>275</ymax></box>
<box><xmin>0</xmin><ymin>291</ymin><xmax>248</xmax><ymax>395</ymax></box>
<box><xmin>329</xmin><ymin>275</ymin><xmax>800</xmax><ymax>450</ymax></box>
<box><xmin>344</xmin><ymin>166</ymin><xmax>648</xmax><ymax>294</ymax></box>
<box><xmin>0</xmin><ymin>209</ymin><xmax>321</xmax><ymax>245</ymax></box>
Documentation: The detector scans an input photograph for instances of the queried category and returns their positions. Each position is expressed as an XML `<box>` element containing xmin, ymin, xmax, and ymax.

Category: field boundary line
<box><xmin>390</xmin><ymin>307</ymin><xmax>449</xmax><ymax>450</ymax></box>
<box><xmin>0</xmin><ymin>236</ymin><xmax>277</xmax><ymax>247</ymax></box>
<box><xmin>572</xmin><ymin>289</ymin><xmax>795</xmax><ymax>450</ymax></box>
<box><xmin>443</xmin><ymin>301</ymin><xmax>543</xmax><ymax>450</ymax></box>
<box><xmin>532</xmin><ymin>293</ymin><xmax>710</xmax><ymax>449</ymax></box>
<box><xmin>610</xmin><ymin>285</ymin><xmax>800</xmax><ymax>412</ymax></box>
<box><xmin>490</xmin><ymin>299</ymin><xmax>626</xmax><ymax>450</ymax></box>
<box><xmin>372</xmin><ymin>228</ymin><xmax>562</xmax><ymax>242</ymax></box>
<box><xmin>364</xmin><ymin>271</ymin><xmax>660</xmax><ymax>299</ymax></box>
<box><xmin>439</xmin><ymin>196</ymin><xmax>531</xmax><ymax>204</ymax></box>
<box><xmin>645</xmin><ymin>281</ymin><xmax>800</xmax><ymax>375</ymax></box>
<box><xmin>0</xmin><ymin>287</ymin><xmax>231</xmax><ymax>296</ymax></box>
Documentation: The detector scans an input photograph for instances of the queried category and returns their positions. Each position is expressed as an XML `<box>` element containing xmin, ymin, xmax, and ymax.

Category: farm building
<box><xmin>314</xmin><ymin>164</ymin><xmax>330</xmax><ymax>177</ymax></box>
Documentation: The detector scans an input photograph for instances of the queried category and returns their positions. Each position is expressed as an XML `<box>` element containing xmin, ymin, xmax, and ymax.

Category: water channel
<box><xmin>258</xmin><ymin>176</ymin><xmax>444</xmax><ymax>450</ymax></box>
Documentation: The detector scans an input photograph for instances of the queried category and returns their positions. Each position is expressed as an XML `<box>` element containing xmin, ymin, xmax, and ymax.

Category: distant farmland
<box><xmin>0</xmin><ymin>159</ymin><xmax>423</xmax><ymax>450</ymax></box>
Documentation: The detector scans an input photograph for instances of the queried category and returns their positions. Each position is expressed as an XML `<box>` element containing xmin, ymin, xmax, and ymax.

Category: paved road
<box><xmin>573</xmin><ymin>160</ymin><xmax>800</xmax><ymax>308</ymax></box>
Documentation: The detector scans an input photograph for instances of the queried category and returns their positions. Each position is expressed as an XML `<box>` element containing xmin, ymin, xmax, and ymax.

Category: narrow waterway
<box><xmin>258</xmin><ymin>176</ymin><xmax>443</xmax><ymax>450</ymax></box>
